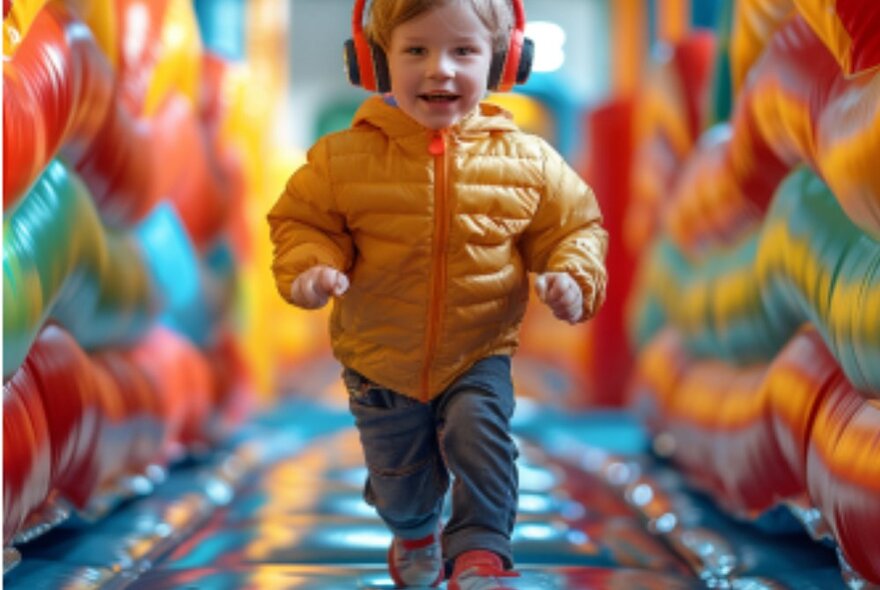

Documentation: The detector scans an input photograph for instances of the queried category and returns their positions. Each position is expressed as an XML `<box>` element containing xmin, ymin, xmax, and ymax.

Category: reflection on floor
<box><xmin>6</xmin><ymin>394</ymin><xmax>847</xmax><ymax>589</ymax></box>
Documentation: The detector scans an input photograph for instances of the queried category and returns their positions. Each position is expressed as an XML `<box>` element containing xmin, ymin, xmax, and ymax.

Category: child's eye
<box><xmin>404</xmin><ymin>46</ymin><xmax>426</xmax><ymax>56</ymax></box>
<box><xmin>454</xmin><ymin>46</ymin><xmax>478</xmax><ymax>56</ymax></box>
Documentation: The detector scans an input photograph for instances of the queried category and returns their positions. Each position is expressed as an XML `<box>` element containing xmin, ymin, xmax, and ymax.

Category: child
<box><xmin>267</xmin><ymin>0</ymin><xmax>608</xmax><ymax>587</ymax></box>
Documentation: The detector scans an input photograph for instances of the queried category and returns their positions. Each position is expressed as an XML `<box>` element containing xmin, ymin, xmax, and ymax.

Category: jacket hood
<box><xmin>351</xmin><ymin>95</ymin><xmax>520</xmax><ymax>138</ymax></box>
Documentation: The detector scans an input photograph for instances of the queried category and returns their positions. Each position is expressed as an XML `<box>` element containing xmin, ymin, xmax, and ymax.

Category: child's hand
<box><xmin>535</xmin><ymin>272</ymin><xmax>583</xmax><ymax>324</ymax></box>
<box><xmin>290</xmin><ymin>265</ymin><xmax>349</xmax><ymax>309</ymax></box>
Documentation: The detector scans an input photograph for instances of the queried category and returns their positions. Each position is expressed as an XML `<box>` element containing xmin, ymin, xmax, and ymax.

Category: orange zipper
<box><xmin>420</xmin><ymin>129</ymin><xmax>449</xmax><ymax>401</ymax></box>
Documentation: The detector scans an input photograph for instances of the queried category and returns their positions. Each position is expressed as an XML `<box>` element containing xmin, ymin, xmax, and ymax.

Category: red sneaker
<box><xmin>387</xmin><ymin>530</ymin><xmax>444</xmax><ymax>588</ymax></box>
<box><xmin>447</xmin><ymin>550</ymin><xmax>519</xmax><ymax>590</ymax></box>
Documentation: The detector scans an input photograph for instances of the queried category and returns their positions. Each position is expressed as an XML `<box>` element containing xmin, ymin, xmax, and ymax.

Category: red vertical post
<box><xmin>581</xmin><ymin>98</ymin><xmax>637</xmax><ymax>407</ymax></box>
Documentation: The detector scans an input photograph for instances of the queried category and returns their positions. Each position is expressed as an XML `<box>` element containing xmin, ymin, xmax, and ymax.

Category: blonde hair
<box><xmin>365</xmin><ymin>0</ymin><xmax>514</xmax><ymax>53</ymax></box>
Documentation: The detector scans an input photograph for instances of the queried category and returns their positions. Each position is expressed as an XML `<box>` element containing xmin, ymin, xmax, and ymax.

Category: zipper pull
<box><xmin>428</xmin><ymin>130</ymin><xmax>445</xmax><ymax>155</ymax></box>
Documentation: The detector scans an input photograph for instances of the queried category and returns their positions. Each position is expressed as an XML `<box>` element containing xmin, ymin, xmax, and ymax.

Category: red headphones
<box><xmin>344</xmin><ymin>0</ymin><xmax>534</xmax><ymax>93</ymax></box>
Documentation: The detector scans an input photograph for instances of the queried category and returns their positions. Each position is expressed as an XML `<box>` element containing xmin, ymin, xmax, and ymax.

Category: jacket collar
<box><xmin>351</xmin><ymin>95</ymin><xmax>519</xmax><ymax>140</ymax></box>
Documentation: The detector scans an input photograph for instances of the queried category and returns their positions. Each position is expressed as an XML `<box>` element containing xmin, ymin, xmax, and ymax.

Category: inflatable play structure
<box><xmin>3</xmin><ymin>0</ymin><xmax>270</xmax><ymax>554</ymax></box>
<box><xmin>621</xmin><ymin>2</ymin><xmax>880</xmax><ymax>584</ymax></box>
<box><xmin>3</xmin><ymin>0</ymin><xmax>878</xmax><ymax>588</ymax></box>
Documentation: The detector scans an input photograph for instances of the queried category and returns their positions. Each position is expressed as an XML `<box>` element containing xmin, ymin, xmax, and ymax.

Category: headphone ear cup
<box><xmin>370</xmin><ymin>41</ymin><xmax>391</xmax><ymax>93</ymax></box>
<box><xmin>488</xmin><ymin>33</ymin><xmax>534</xmax><ymax>91</ymax></box>
<box><xmin>344</xmin><ymin>39</ymin><xmax>362</xmax><ymax>86</ymax></box>
<box><xmin>516</xmin><ymin>37</ymin><xmax>534</xmax><ymax>84</ymax></box>
<box><xmin>487</xmin><ymin>49</ymin><xmax>507</xmax><ymax>91</ymax></box>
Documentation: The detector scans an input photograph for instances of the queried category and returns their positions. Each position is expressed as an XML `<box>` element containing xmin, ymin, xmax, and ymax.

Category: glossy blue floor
<box><xmin>6</xmin><ymin>379</ymin><xmax>848</xmax><ymax>589</ymax></box>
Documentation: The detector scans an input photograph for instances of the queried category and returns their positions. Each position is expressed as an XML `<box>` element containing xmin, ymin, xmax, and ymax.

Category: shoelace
<box><xmin>398</xmin><ymin>541</ymin><xmax>439</xmax><ymax>565</ymax></box>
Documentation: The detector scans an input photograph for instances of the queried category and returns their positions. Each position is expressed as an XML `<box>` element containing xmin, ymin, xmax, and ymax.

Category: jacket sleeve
<box><xmin>267</xmin><ymin>137</ymin><xmax>354</xmax><ymax>303</ymax></box>
<box><xmin>520</xmin><ymin>140</ymin><xmax>609</xmax><ymax>321</ymax></box>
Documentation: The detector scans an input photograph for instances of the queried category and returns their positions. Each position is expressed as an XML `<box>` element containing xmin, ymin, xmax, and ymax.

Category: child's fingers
<box><xmin>333</xmin><ymin>272</ymin><xmax>349</xmax><ymax>296</ymax></box>
<box><xmin>291</xmin><ymin>275</ymin><xmax>317</xmax><ymax>307</ymax></box>
<box><xmin>537</xmin><ymin>273</ymin><xmax>584</xmax><ymax>322</ymax></box>
<box><xmin>546</xmin><ymin>274</ymin><xmax>575</xmax><ymax>302</ymax></box>
<box><xmin>543</xmin><ymin>274</ymin><xmax>582</xmax><ymax>323</ymax></box>
<box><xmin>534</xmin><ymin>275</ymin><xmax>547</xmax><ymax>301</ymax></box>
<box><xmin>318</xmin><ymin>267</ymin><xmax>336</xmax><ymax>293</ymax></box>
<box><xmin>319</xmin><ymin>267</ymin><xmax>349</xmax><ymax>297</ymax></box>
<box><xmin>306</xmin><ymin>273</ymin><xmax>327</xmax><ymax>304</ymax></box>
<box><xmin>551</xmin><ymin>299</ymin><xmax>581</xmax><ymax>323</ymax></box>
<box><xmin>546</xmin><ymin>276</ymin><xmax>565</xmax><ymax>301</ymax></box>
<box><xmin>292</xmin><ymin>267</ymin><xmax>337</xmax><ymax>308</ymax></box>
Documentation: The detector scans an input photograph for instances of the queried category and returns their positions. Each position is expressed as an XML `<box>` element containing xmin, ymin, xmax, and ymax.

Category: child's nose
<box><xmin>427</xmin><ymin>53</ymin><xmax>454</xmax><ymax>78</ymax></box>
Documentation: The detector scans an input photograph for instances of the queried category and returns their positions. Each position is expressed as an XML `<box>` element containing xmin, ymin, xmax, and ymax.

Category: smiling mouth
<box><xmin>419</xmin><ymin>92</ymin><xmax>459</xmax><ymax>103</ymax></box>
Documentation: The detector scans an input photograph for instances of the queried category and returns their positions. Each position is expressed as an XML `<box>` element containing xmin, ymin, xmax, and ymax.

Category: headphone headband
<box><xmin>351</xmin><ymin>0</ymin><xmax>366</xmax><ymax>34</ymax></box>
<box><xmin>496</xmin><ymin>0</ymin><xmax>528</xmax><ymax>92</ymax></box>
<box><xmin>344</xmin><ymin>0</ymin><xmax>533</xmax><ymax>93</ymax></box>
<box><xmin>511</xmin><ymin>0</ymin><xmax>526</xmax><ymax>34</ymax></box>
<box><xmin>348</xmin><ymin>0</ymin><xmax>378</xmax><ymax>90</ymax></box>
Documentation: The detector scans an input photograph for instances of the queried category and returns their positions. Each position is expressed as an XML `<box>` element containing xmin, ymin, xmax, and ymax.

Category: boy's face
<box><xmin>386</xmin><ymin>2</ymin><xmax>495</xmax><ymax>130</ymax></box>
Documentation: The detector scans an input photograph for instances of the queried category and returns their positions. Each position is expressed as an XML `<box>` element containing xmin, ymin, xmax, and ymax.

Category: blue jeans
<box><xmin>344</xmin><ymin>355</ymin><xmax>519</xmax><ymax>567</ymax></box>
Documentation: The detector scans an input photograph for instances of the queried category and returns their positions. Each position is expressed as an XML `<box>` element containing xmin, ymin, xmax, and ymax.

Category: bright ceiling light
<box><xmin>525</xmin><ymin>21</ymin><xmax>566</xmax><ymax>73</ymax></box>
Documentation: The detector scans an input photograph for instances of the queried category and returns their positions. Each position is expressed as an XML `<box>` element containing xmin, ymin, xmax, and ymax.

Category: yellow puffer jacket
<box><xmin>268</xmin><ymin>96</ymin><xmax>607</xmax><ymax>401</ymax></box>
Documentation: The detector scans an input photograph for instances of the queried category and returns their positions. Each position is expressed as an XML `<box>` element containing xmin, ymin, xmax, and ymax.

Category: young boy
<box><xmin>268</xmin><ymin>0</ymin><xmax>608</xmax><ymax>587</ymax></box>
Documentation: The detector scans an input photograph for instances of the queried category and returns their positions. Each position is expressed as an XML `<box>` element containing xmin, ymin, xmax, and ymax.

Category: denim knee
<box><xmin>345</xmin><ymin>368</ymin><xmax>448</xmax><ymax>535</ymax></box>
